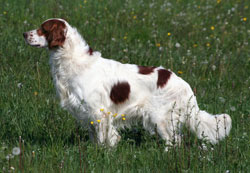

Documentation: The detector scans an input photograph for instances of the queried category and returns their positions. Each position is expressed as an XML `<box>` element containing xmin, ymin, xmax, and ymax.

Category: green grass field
<box><xmin>0</xmin><ymin>0</ymin><xmax>249</xmax><ymax>172</ymax></box>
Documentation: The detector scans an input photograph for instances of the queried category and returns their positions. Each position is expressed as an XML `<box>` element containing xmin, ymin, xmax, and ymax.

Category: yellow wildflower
<box><xmin>178</xmin><ymin>71</ymin><xmax>183</xmax><ymax>75</ymax></box>
<box><xmin>113</xmin><ymin>113</ymin><xmax>118</xmax><ymax>117</ymax></box>
<box><xmin>193</xmin><ymin>44</ymin><xmax>198</xmax><ymax>48</ymax></box>
<box><xmin>206</xmin><ymin>43</ymin><xmax>211</xmax><ymax>47</ymax></box>
<box><xmin>3</xmin><ymin>11</ymin><xmax>7</xmax><ymax>15</ymax></box>
<box><xmin>121</xmin><ymin>114</ymin><xmax>125</xmax><ymax>117</ymax></box>
<box><xmin>211</xmin><ymin>26</ymin><xmax>215</xmax><ymax>30</ymax></box>
<box><xmin>123</xmin><ymin>36</ymin><xmax>127</xmax><ymax>40</ymax></box>
<box><xmin>90</xmin><ymin>121</ymin><xmax>94</xmax><ymax>125</ymax></box>
<box><xmin>167</xmin><ymin>32</ymin><xmax>171</xmax><ymax>36</ymax></box>
<box><xmin>243</xmin><ymin>17</ymin><xmax>247</xmax><ymax>22</ymax></box>
<box><xmin>34</xmin><ymin>91</ymin><xmax>38</xmax><ymax>96</ymax></box>
<box><xmin>217</xmin><ymin>0</ymin><xmax>221</xmax><ymax>4</ymax></box>
<box><xmin>122</xmin><ymin>117</ymin><xmax>126</xmax><ymax>121</ymax></box>
<box><xmin>100</xmin><ymin>108</ymin><xmax>104</xmax><ymax>112</ymax></box>
<box><xmin>156</xmin><ymin>43</ymin><xmax>161</xmax><ymax>47</ymax></box>
<box><xmin>107</xmin><ymin>112</ymin><xmax>111</xmax><ymax>115</ymax></box>
<box><xmin>133</xmin><ymin>16</ymin><xmax>137</xmax><ymax>20</ymax></box>
<box><xmin>97</xmin><ymin>120</ymin><xmax>101</xmax><ymax>123</ymax></box>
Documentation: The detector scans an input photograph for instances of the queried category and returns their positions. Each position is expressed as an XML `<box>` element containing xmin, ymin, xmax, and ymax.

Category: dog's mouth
<box><xmin>31</xmin><ymin>44</ymin><xmax>42</xmax><ymax>47</ymax></box>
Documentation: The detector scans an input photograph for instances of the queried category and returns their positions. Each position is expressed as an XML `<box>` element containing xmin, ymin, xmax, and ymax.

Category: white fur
<box><xmin>24</xmin><ymin>19</ymin><xmax>232</xmax><ymax>150</ymax></box>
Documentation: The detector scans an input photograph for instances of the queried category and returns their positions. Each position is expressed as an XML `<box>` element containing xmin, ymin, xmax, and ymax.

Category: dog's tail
<box><xmin>188</xmin><ymin>110</ymin><xmax>231</xmax><ymax>144</ymax></box>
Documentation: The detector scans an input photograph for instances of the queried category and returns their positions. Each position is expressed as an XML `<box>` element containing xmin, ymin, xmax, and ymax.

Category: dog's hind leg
<box><xmin>153</xmin><ymin>114</ymin><xmax>182</xmax><ymax>151</ymax></box>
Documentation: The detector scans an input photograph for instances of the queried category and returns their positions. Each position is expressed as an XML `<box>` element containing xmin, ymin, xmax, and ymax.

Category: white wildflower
<box><xmin>212</xmin><ymin>65</ymin><xmax>216</xmax><ymax>71</ymax></box>
<box><xmin>201</xmin><ymin>143</ymin><xmax>208</xmax><ymax>150</ymax></box>
<box><xmin>230</xmin><ymin>106</ymin><xmax>236</xmax><ymax>112</ymax></box>
<box><xmin>17</xmin><ymin>83</ymin><xmax>23</xmax><ymax>88</ymax></box>
<box><xmin>12</xmin><ymin>147</ymin><xmax>21</xmax><ymax>155</ymax></box>
<box><xmin>219</xmin><ymin>97</ymin><xmax>225</xmax><ymax>103</ymax></box>
<box><xmin>2</xmin><ymin>146</ymin><xmax>7</xmax><ymax>150</ymax></box>
<box><xmin>167</xmin><ymin>2</ymin><xmax>172</xmax><ymax>7</ymax></box>
<box><xmin>201</xmin><ymin>60</ymin><xmax>208</xmax><ymax>64</ymax></box>
<box><xmin>5</xmin><ymin>154</ymin><xmax>13</xmax><ymax>160</ymax></box>
<box><xmin>175</xmin><ymin>43</ymin><xmax>181</xmax><ymax>48</ymax></box>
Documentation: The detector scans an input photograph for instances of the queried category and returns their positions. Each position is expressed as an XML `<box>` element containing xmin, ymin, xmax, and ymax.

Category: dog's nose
<box><xmin>23</xmin><ymin>32</ymin><xmax>28</xmax><ymax>39</ymax></box>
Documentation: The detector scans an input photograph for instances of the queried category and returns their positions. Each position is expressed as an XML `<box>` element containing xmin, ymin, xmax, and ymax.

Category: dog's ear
<box><xmin>42</xmin><ymin>20</ymin><xmax>66</xmax><ymax>48</ymax></box>
<box><xmin>48</xmin><ymin>21</ymin><xmax>66</xmax><ymax>48</ymax></box>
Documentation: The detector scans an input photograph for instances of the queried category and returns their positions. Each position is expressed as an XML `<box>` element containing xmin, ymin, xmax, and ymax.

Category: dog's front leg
<box><xmin>88</xmin><ymin>111</ymin><xmax>121</xmax><ymax>147</ymax></box>
<box><xmin>96</xmin><ymin>114</ymin><xmax>121</xmax><ymax>147</ymax></box>
<box><xmin>106</xmin><ymin>115</ymin><xmax>121</xmax><ymax>147</ymax></box>
<box><xmin>97</xmin><ymin>117</ymin><xmax>108</xmax><ymax>145</ymax></box>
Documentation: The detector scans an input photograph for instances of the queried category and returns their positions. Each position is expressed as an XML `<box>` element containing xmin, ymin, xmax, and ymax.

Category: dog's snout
<box><xmin>23</xmin><ymin>32</ymin><xmax>28</xmax><ymax>39</ymax></box>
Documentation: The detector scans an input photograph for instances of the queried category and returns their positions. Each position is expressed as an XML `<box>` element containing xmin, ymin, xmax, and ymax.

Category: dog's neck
<box><xmin>48</xmin><ymin>26</ymin><xmax>101</xmax><ymax>95</ymax></box>
<box><xmin>48</xmin><ymin>27</ymin><xmax>96</xmax><ymax>105</ymax></box>
<box><xmin>48</xmin><ymin>26</ymin><xmax>101</xmax><ymax>72</ymax></box>
<box><xmin>50</xmin><ymin>27</ymin><xmax>91</xmax><ymax>59</ymax></box>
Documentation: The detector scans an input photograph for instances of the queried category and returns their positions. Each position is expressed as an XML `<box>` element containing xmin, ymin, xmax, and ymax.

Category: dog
<box><xmin>23</xmin><ymin>18</ymin><xmax>231</xmax><ymax>151</ymax></box>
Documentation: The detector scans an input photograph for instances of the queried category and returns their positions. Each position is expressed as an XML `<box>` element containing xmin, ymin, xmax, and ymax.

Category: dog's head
<box><xmin>23</xmin><ymin>18</ymin><xmax>68</xmax><ymax>49</ymax></box>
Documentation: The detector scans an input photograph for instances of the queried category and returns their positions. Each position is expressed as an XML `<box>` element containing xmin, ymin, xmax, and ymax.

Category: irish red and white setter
<box><xmin>23</xmin><ymin>19</ymin><xmax>231</xmax><ymax>151</ymax></box>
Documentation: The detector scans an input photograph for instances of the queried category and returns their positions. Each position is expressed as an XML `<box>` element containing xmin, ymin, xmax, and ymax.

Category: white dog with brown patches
<box><xmin>23</xmin><ymin>18</ymin><xmax>231</xmax><ymax>151</ymax></box>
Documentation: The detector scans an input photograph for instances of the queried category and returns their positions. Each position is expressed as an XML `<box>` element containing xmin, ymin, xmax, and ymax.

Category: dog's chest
<box><xmin>50</xmin><ymin>58</ymin><xmax>81</xmax><ymax>101</ymax></box>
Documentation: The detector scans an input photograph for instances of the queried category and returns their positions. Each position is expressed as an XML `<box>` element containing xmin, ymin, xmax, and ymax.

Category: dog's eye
<box><xmin>42</xmin><ymin>28</ymin><xmax>48</xmax><ymax>34</ymax></box>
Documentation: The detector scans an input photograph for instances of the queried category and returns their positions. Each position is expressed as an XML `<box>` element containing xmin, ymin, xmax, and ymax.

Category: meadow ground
<box><xmin>0</xmin><ymin>0</ymin><xmax>249</xmax><ymax>172</ymax></box>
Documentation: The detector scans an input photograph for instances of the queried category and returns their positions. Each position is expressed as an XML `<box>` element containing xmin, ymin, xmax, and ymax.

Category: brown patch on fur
<box><xmin>110</xmin><ymin>81</ymin><xmax>130</xmax><ymax>104</ymax></box>
<box><xmin>37</xmin><ymin>19</ymin><xmax>66</xmax><ymax>49</ymax></box>
<box><xmin>88</xmin><ymin>47</ymin><xmax>93</xmax><ymax>55</ymax></box>
<box><xmin>138</xmin><ymin>66</ymin><xmax>156</xmax><ymax>75</ymax></box>
<box><xmin>157</xmin><ymin>69</ymin><xmax>172</xmax><ymax>88</ymax></box>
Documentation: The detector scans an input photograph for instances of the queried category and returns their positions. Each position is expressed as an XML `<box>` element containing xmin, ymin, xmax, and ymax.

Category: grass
<box><xmin>0</xmin><ymin>0</ymin><xmax>249</xmax><ymax>172</ymax></box>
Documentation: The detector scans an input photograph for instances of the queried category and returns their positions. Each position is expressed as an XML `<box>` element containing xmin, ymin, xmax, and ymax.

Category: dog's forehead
<box><xmin>41</xmin><ymin>18</ymin><xmax>67</xmax><ymax>29</ymax></box>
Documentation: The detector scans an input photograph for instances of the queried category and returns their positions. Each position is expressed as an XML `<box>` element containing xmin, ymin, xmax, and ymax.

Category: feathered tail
<box><xmin>188</xmin><ymin>110</ymin><xmax>231</xmax><ymax>144</ymax></box>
